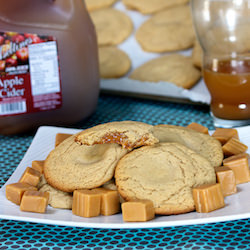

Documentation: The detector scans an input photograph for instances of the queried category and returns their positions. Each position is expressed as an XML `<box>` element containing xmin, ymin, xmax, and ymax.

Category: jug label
<box><xmin>0</xmin><ymin>31</ymin><xmax>62</xmax><ymax>116</ymax></box>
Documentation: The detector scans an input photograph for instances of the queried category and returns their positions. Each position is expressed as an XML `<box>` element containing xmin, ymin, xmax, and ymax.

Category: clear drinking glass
<box><xmin>191</xmin><ymin>0</ymin><xmax>250</xmax><ymax>128</ymax></box>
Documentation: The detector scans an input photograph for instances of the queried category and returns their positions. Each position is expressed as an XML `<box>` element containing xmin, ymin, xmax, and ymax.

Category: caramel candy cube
<box><xmin>215</xmin><ymin>166</ymin><xmax>237</xmax><ymax>196</ymax></box>
<box><xmin>193</xmin><ymin>184</ymin><xmax>225</xmax><ymax>213</ymax></box>
<box><xmin>92</xmin><ymin>188</ymin><xmax>120</xmax><ymax>216</ymax></box>
<box><xmin>72</xmin><ymin>189</ymin><xmax>101</xmax><ymax>218</ymax></box>
<box><xmin>6</xmin><ymin>183</ymin><xmax>37</xmax><ymax>205</ymax></box>
<box><xmin>187</xmin><ymin>122</ymin><xmax>209</xmax><ymax>134</ymax></box>
<box><xmin>212</xmin><ymin>128</ymin><xmax>239</xmax><ymax>145</ymax></box>
<box><xmin>19</xmin><ymin>167</ymin><xmax>41</xmax><ymax>187</ymax></box>
<box><xmin>223</xmin><ymin>154</ymin><xmax>250</xmax><ymax>184</ymax></box>
<box><xmin>121</xmin><ymin>200</ymin><xmax>155</xmax><ymax>222</ymax></box>
<box><xmin>55</xmin><ymin>133</ymin><xmax>72</xmax><ymax>147</ymax></box>
<box><xmin>222</xmin><ymin>138</ymin><xmax>248</xmax><ymax>157</ymax></box>
<box><xmin>31</xmin><ymin>160</ymin><xmax>44</xmax><ymax>174</ymax></box>
<box><xmin>223</xmin><ymin>153</ymin><xmax>249</xmax><ymax>163</ymax></box>
<box><xmin>20</xmin><ymin>191</ymin><xmax>49</xmax><ymax>213</ymax></box>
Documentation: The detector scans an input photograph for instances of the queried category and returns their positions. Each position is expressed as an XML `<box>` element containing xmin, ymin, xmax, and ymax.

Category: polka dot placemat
<box><xmin>1</xmin><ymin>94</ymin><xmax>250</xmax><ymax>250</ymax></box>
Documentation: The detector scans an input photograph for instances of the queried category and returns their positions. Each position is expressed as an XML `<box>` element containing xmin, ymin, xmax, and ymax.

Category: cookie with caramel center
<box><xmin>75</xmin><ymin>121</ymin><xmax>159</xmax><ymax>150</ymax></box>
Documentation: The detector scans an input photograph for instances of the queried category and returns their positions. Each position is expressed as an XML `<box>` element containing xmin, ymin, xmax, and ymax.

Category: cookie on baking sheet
<box><xmin>115</xmin><ymin>142</ymin><xmax>216</xmax><ymax>215</ymax></box>
<box><xmin>192</xmin><ymin>40</ymin><xmax>203</xmax><ymax>69</ymax></box>
<box><xmin>44</xmin><ymin>134</ymin><xmax>128</xmax><ymax>192</ymax></box>
<box><xmin>129</xmin><ymin>54</ymin><xmax>201</xmax><ymax>89</ymax></box>
<box><xmin>90</xmin><ymin>8</ymin><xmax>133</xmax><ymax>46</ymax></box>
<box><xmin>99</xmin><ymin>47</ymin><xmax>131</xmax><ymax>78</ymax></box>
<box><xmin>39</xmin><ymin>184</ymin><xmax>73</xmax><ymax>209</ymax></box>
<box><xmin>85</xmin><ymin>0</ymin><xmax>117</xmax><ymax>12</ymax></box>
<box><xmin>135</xmin><ymin>5</ymin><xmax>195</xmax><ymax>52</ymax></box>
<box><xmin>75</xmin><ymin>121</ymin><xmax>159</xmax><ymax>150</ymax></box>
<box><xmin>122</xmin><ymin>0</ymin><xmax>189</xmax><ymax>14</ymax></box>
<box><xmin>152</xmin><ymin>125</ymin><xmax>223</xmax><ymax>167</ymax></box>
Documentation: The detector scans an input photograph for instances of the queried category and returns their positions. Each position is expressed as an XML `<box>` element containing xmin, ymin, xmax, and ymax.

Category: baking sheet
<box><xmin>100</xmin><ymin>1</ymin><xmax>211</xmax><ymax>104</ymax></box>
<box><xmin>0</xmin><ymin>125</ymin><xmax>250</xmax><ymax>229</ymax></box>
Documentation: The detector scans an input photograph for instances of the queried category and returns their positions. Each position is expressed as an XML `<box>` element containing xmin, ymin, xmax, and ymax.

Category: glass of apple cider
<box><xmin>191</xmin><ymin>0</ymin><xmax>250</xmax><ymax>127</ymax></box>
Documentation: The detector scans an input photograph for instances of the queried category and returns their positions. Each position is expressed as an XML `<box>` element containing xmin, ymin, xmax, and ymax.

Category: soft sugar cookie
<box><xmin>85</xmin><ymin>0</ymin><xmax>117</xmax><ymax>12</ymax></box>
<box><xmin>44</xmin><ymin>134</ymin><xmax>128</xmax><ymax>192</ymax></box>
<box><xmin>122</xmin><ymin>0</ymin><xmax>189</xmax><ymax>14</ymax></box>
<box><xmin>90</xmin><ymin>8</ymin><xmax>133</xmax><ymax>46</ymax></box>
<box><xmin>99</xmin><ymin>47</ymin><xmax>131</xmax><ymax>78</ymax></box>
<box><xmin>152</xmin><ymin>125</ymin><xmax>224</xmax><ymax>167</ymax></box>
<box><xmin>39</xmin><ymin>184</ymin><xmax>73</xmax><ymax>209</ymax></box>
<box><xmin>192</xmin><ymin>40</ymin><xmax>203</xmax><ymax>69</ymax></box>
<box><xmin>136</xmin><ymin>5</ymin><xmax>195</xmax><ymax>52</ymax></box>
<box><xmin>75</xmin><ymin>121</ymin><xmax>159</xmax><ymax>150</ymax></box>
<box><xmin>129</xmin><ymin>54</ymin><xmax>201</xmax><ymax>89</ymax></box>
<box><xmin>115</xmin><ymin>142</ymin><xmax>216</xmax><ymax>215</ymax></box>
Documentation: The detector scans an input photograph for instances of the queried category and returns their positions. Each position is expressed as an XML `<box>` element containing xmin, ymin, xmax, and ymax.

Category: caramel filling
<box><xmin>90</xmin><ymin>132</ymin><xmax>150</xmax><ymax>149</ymax></box>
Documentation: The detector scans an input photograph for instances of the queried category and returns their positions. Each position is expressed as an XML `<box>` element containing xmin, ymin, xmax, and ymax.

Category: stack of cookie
<box><xmin>6</xmin><ymin>121</ymin><xmax>250</xmax><ymax>219</ymax></box>
<box><xmin>42</xmin><ymin>121</ymin><xmax>224</xmax><ymax>215</ymax></box>
<box><xmin>86</xmin><ymin>0</ymin><xmax>203</xmax><ymax>89</ymax></box>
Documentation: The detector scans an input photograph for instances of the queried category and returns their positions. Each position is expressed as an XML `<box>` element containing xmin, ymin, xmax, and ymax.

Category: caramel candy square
<box><xmin>55</xmin><ymin>133</ymin><xmax>72</xmax><ymax>147</ymax></box>
<box><xmin>187</xmin><ymin>122</ymin><xmax>209</xmax><ymax>134</ymax></box>
<box><xmin>223</xmin><ymin>154</ymin><xmax>250</xmax><ymax>184</ymax></box>
<box><xmin>92</xmin><ymin>188</ymin><xmax>120</xmax><ymax>216</ymax></box>
<box><xmin>121</xmin><ymin>200</ymin><xmax>155</xmax><ymax>222</ymax></box>
<box><xmin>222</xmin><ymin>138</ymin><xmax>248</xmax><ymax>157</ymax></box>
<box><xmin>6</xmin><ymin>183</ymin><xmax>37</xmax><ymax>205</ymax></box>
<box><xmin>215</xmin><ymin>166</ymin><xmax>237</xmax><ymax>196</ymax></box>
<box><xmin>20</xmin><ymin>191</ymin><xmax>49</xmax><ymax>213</ymax></box>
<box><xmin>72</xmin><ymin>189</ymin><xmax>101</xmax><ymax>218</ymax></box>
<box><xmin>31</xmin><ymin>160</ymin><xmax>44</xmax><ymax>174</ymax></box>
<box><xmin>212</xmin><ymin>128</ymin><xmax>239</xmax><ymax>145</ymax></box>
<box><xmin>223</xmin><ymin>153</ymin><xmax>249</xmax><ymax>163</ymax></box>
<box><xmin>19</xmin><ymin>167</ymin><xmax>41</xmax><ymax>187</ymax></box>
<box><xmin>193</xmin><ymin>184</ymin><xmax>225</xmax><ymax>213</ymax></box>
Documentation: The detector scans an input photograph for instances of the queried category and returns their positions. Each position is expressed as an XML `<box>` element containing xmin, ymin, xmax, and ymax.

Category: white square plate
<box><xmin>0</xmin><ymin>125</ymin><xmax>250</xmax><ymax>229</ymax></box>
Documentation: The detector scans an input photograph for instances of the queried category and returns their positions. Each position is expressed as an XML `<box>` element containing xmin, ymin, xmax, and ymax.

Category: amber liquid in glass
<box><xmin>203</xmin><ymin>59</ymin><xmax>250</xmax><ymax>120</ymax></box>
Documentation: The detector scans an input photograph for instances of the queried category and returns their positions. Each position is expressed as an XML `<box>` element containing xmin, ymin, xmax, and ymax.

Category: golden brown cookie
<box><xmin>90</xmin><ymin>8</ymin><xmax>133</xmax><ymax>46</ymax></box>
<box><xmin>75</xmin><ymin>121</ymin><xmax>159</xmax><ymax>150</ymax></box>
<box><xmin>99</xmin><ymin>47</ymin><xmax>131</xmax><ymax>78</ymax></box>
<box><xmin>152</xmin><ymin>125</ymin><xmax>224</xmax><ymax>167</ymax></box>
<box><xmin>115</xmin><ymin>142</ymin><xmax>216</xmax><ymax>215</ymax></box>
<box><xmin>102</xmin><ymin>179</ymin><xmax>117</xmax><ymax>191</ymax></box>
<box><xmin>129</xmin><ymin>54</ymin><xmax>201</xmax><ymax>89</ymax></box>
<box><xmin>122</xmin><ymin>0</ymin><xmax>189</xmax><ymax>14</ymax></box>
<box><xmin>192</xmin><ymin>40</ymin><xmax>203</xmax><ymax>69</ymax></box>
<box><xmin>85</xmin><ymin>0</ymin><xmax>117</xmax><ymax>12</ymax></box>
<box><xmin>44</xmin><ymin>134</ymin><xmax>128</xmax><ymax>192</ymax></box>
<box><xmin>39</xmin><ymin>184</ymin><xmax>73</xmax><ymax>209</ymax></box>
<box><xmin>135</xmin><ymin>5</ymin><xmax>195</xmax><ymax>52</ymax></box>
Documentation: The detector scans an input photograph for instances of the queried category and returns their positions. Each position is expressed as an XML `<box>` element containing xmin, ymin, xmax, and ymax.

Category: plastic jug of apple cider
<box><xmin>0</xmin><ymin>0</ymin><xmax>99</xmax><ymax>135</ymax></box>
